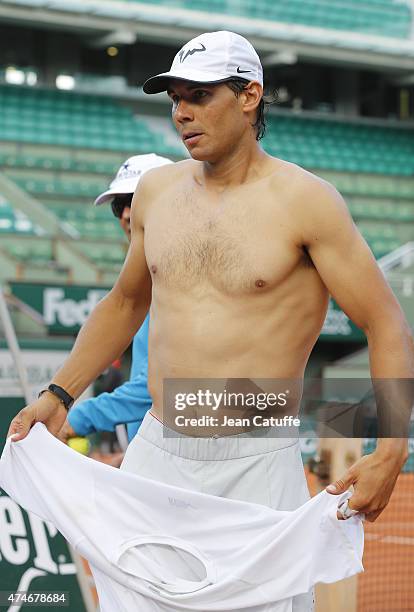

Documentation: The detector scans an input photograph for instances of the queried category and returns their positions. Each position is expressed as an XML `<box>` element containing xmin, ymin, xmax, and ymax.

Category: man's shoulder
<box><xmin>139</xmin><ymin>158</ymin><xmax>194</xmax><ymax>189</ymax></box>
<box><xmin>273</xmin><ymin>159</ymin><xmax>345</xmax><ymax>211</ymax></box>
<box><xmin>264</xmin><ymin>158</ymin><xmax>351</xmax><ymax>243</ymax></box>
<box><xmin>132</xmin><ymin>159</ymin><xmax>196</xmax><ymax>222</ymax></box>
<box><xmin>270</xmin><ymin>158</ymin><xmax>335</xmax><ymax>195</ymax></box>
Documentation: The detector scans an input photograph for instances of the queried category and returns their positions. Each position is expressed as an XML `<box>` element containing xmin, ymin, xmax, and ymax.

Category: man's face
<box><xmin>111</xmin><ymin>194</ymin><xmax>132</xmax><ymax>242</ymax></box>
<box><xmin>119</xmin><ymin>205</ymin><xmax>131</xmax><ymax>242</ymax></box>
<box><xmin>167</xmin><ymin>80</ymin><xmax>247</xmax><ymax>162</ymax></box>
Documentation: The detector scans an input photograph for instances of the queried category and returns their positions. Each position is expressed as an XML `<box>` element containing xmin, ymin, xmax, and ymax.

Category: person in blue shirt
<box><xmin>58</xmin><ymin>154</ymin><xmax>172</xmax><ymax>445</ymax></box>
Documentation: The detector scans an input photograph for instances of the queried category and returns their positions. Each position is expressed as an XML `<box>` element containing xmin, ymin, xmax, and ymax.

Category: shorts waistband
<box><xmin>137</xmin><ymin>411</ymin><xmax>300</xmax><ymax>461</ymax></box>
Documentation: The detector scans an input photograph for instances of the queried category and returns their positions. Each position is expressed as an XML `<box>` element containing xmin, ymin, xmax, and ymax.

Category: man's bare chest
<box><xmin>144</xmin><ymin>190</ymin><xmax>301</xmax><ymax>293</ymax></box>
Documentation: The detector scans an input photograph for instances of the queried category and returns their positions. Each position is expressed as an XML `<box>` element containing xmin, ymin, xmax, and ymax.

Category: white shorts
<box><xmin>121</xmin><ymin>411</ymin><xmax>315</xmax><ymax>611</ymax></box>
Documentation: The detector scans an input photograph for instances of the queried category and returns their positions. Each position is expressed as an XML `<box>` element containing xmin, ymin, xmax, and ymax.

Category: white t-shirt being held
<box><xmin>0</xmin><ymin>423</ymin><xmax>364</xmax><ymax>611</ymax></box>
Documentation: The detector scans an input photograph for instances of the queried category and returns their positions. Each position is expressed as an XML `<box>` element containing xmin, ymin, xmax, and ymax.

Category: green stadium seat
<box><xmin>3</xmin><ymin>238</ymin><xmax>58</xmax><ymax>268</ymax></box>
<box><xmin>123</xmin><ymin>0</ymin><xmax>412</xmax><ymax>39</ymax></box>
<box><xmin>0</xmin><ymin>199</ymin><xmax>38</xmax><ymax>235</ymax></box>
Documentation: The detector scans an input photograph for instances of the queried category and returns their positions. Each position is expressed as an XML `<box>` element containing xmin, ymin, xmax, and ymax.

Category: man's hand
<box><xmin>6</xmin><ymin>393</ymin><xmax>68</xmax><ymax>442</ymax></box>
<box><xmin>326</xmin><ymin>446</ymin><xmax>408</xmax><ymax>522</ymax></box>
<box><xmin>57</xmin><ymin>420</ymin><xmax>78</xmax><ymax>444</ymax></box>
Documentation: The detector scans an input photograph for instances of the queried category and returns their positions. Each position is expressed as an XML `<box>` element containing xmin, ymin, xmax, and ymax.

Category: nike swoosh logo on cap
<box><xmin>237</xmin><ymin>67</ymin><xmax>251</xmax><ymax>74</ymax></box>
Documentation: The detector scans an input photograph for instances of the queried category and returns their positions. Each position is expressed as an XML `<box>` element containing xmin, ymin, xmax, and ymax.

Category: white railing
<box><xmin>0</xmin><ymin>284</ymin><xmax>31</xmax><ymax>403</ymax></box>
<box><xmin>378</xmin><ymin>242</ymin><xmax>414</xmax><ymax>273</ymax></box>
<box><xmin>387</xmin><ymin>275</ymin><xmax>414</xmax><ymax>296</ymax></box>
<box><xmin>377</xmin><ymin>242</ymin><xmax>414</xmax><ymax>296</ymax></box>
<box><xmin>411</xmin><ymin>0</ymin><xmax>414</xmax><ymax>40</ymax></box>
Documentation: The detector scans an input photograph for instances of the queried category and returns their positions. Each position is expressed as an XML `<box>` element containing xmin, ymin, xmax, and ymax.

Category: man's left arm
<box><xmin>300</xmin><ymin>177</ymin><xmax>414</xmax><ymax>521</ymax></box>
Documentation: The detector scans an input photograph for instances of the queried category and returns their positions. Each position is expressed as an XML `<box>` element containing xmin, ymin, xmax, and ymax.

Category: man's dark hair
<box><xmin>111</xmin><ymin>193</ymin><xmax>133</xmax><ymax>218</ymax></box>
<box><xmin>226</xmin><ymin>78</ymin><xmax>278</xmax><ymax>141</ymax></box>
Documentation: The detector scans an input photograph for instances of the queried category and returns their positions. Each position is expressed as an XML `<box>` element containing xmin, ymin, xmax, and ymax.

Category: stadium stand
<box><xmin>0</xmin><ymin>85</ymin><xmax>181</xmax><ymax>155</ymax></box>
<box><xmin>123</xmin><ymin>0</ymin><xmax>413</xmax><ymax>39</ymax></box>
<box><xmin>266</xmin><ymin>114</ymin><xmax>414</xmax><ymax>176</ymax></box>
<box><xmin>0</xmin><ymin>83</ymin><xmax>179</xmax><ymax>278</ymax></box>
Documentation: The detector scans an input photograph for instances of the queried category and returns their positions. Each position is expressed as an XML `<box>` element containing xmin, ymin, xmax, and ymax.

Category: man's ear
<box><xmin>241</xmin><ymin>81</ymin><xmax>263</xmax><ymax>113</ymax></box>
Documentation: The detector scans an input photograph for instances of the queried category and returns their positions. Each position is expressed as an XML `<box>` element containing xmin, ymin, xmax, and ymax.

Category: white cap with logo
<box><xmin>94</xmin><ymin>153</ymin><xmax>173</xmax><ymax>206</ymax></box>
<box><xmin>143</xmin><ymin>30</ymin><xmax>263</xmax><ymax>94</ymax></box>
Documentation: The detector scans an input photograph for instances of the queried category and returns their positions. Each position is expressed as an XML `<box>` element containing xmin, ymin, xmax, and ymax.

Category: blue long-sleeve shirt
<box><xmin>67</xmin><ymin>315</ymin><xmax>151</xmax><ymax>442</ymax></box>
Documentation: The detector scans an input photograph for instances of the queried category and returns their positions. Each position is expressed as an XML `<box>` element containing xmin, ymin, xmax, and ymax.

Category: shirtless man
<box><xmin>6</xmin><ymin>30</ymin><xmax>413</xmax><ymax>610</ymax></box>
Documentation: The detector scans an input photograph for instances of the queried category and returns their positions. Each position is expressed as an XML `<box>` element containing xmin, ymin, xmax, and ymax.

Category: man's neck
<box><xmin>199</xmin><ymin>141</ymin><xmax>270</xmax><ymax>192</ymax></box>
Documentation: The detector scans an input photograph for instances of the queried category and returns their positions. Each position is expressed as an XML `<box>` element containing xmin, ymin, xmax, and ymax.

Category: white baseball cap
<box><xmin>94</xmin><ymin>153</ymin><xmax>173</xmax><ymax>206</ymax></box>
<box><xmin>143</xmin><ymin>31</ymin><xmax>263</xmax><ymax>94</ymax></box>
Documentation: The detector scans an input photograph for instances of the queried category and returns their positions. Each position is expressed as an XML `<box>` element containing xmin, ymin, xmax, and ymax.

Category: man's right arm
<box><xmin>63</xmin><ymin>316</ymin><xmax>151</xmax><ymax>439</ymax></box>
<box><xmin>6</xmin><ymin>176</ymin><xmax>153</xmax><ymax>441</ymax></box>
<box><xmin>65</xmin><ymin>359</ymin><xmax>151</xmax><ymax>436</ymax></box>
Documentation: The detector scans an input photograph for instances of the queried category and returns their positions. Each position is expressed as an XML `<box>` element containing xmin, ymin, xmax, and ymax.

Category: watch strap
<box><xmin>38</xmin><ymin>384</ymin><xmax>74</xmax><ymax>411</ymax></box>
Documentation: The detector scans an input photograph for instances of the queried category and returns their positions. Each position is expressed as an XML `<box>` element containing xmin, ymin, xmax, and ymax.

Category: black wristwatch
<box><xmin>38</xmin><ymin>384</ymin><xmax>74</xmax><ymax>411</ymax></box>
